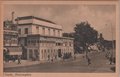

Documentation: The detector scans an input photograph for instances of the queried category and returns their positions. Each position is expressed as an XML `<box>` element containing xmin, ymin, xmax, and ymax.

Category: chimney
<box><xmin>11</xmin><ymin>11</ymin><xmax>15</xmax><ymax>23</ymax></box>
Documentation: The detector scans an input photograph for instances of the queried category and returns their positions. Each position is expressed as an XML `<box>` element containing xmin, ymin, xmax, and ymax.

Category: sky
<box><xmin>3</xmin><ymin>4</ymin><xmax>116</xmax><ymax>40</ymax></box>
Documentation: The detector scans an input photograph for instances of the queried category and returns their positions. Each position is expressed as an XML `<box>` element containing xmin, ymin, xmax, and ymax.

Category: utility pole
<box><xmin>110</xmin><ymin>23</ymin><xmax>114</xmax><ymax>64</ymax></box>
<box><xmin>105</xmin><ymin>23</ymin><xmax>114</xmax><ymax>64</ymax></box>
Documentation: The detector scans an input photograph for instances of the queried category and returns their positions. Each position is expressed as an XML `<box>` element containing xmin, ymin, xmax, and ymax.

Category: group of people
<box><xmin>47</xmin><ymin>55</ymin><xmax>57</xmax><ymax>62</ymax></box>
<box><xmin>63</xmin><ymin>52</ymin><xmax>72</xmax><ymax>60</ymax></box>
<box><xmin>105</xmin><ymin>51</ymin><xmax>115</xmax><ymax>65</ymax></box>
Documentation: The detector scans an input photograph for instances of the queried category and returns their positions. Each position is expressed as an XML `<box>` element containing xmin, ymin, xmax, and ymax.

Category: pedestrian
<box><xmin>88</xmin><ymin>58</ymin><xmax>91</xmax><ymax>65</ymax></box>
<box><xmin>51</xmin><ymin>58</ymin><xmax>53</xmax><ymax>63</ymax></box>
<box><xmin>74</xmin><ymin>55</ymin><xmax>76</xmax><ymax>60</ymax></box>
<box><xmin>17</xmin><ymin>55</ymin><xmax>21</xmax><ymax>64</ymax></box>
<box><xmin>13</xmin><ymin>56</ymin><xmax>16</xmax><ymax>62</ymax></box>
<box><xmin>55</xmin><ymin>55</ymin><xmax>57</xmax><ymax>60</ymax></box>
<box><xmin>109</xmin><ymin>56</ymin><xmax>113</xmax><ymax>65</ymax></box>
<box><xmin>87</xmin><ymin>57</ymin><xmax>91</xmax><ymax>65</ymax></box>
<box><xmin>48</xmin><ymin>55</ymin><xmax>50</xmax><ymax>62</ymax></box>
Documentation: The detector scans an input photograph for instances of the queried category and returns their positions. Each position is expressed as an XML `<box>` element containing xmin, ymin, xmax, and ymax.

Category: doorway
<box><xmin>58</xmin><ymin>49</ymin><xmax>62</xmax><ymax>57</ymax></box>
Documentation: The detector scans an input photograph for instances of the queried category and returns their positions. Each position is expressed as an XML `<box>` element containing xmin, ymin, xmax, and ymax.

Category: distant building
<box><xmin>15</xmin><ymin>16</ymin><xmax>74</xmax><ymax>62</ymax></box>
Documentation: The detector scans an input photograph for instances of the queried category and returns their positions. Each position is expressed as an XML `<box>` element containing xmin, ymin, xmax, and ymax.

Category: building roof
<box><xmin>15</xmin><ymin>16</ymin><xmax>56</xmax><ymax>24</ymax></box>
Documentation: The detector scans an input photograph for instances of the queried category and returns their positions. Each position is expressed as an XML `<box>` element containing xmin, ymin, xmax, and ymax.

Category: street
<box><xmin>4</xmin><ymin>51</ymin><xmax>115</xmax><ymax>73</ymax></box>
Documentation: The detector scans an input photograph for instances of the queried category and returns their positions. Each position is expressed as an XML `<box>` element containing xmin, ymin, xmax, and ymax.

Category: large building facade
<box><xmin>16</xmin><ymin>16</ymin><xmax>74</xmax><ymax>62</ymax></box>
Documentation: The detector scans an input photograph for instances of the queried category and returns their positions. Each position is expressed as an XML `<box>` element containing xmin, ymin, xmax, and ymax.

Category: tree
<box><xmin>62</xmin><ymin>32</ymin><xmax>74</xmax><ymax>38</ymax></box>
<box><xmin>74</xmin><ymin>21</ymin><xmax>98</xmax><ymax>54</ymax></box>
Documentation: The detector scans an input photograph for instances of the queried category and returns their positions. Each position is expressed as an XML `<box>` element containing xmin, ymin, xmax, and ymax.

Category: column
<box><xmin>27</xmin><ymin>49</ymin><xmax>29</xmax><ymax>60</ymax></box>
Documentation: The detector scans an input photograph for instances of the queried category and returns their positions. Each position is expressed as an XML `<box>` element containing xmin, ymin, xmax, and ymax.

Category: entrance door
<box><xmin>34</xmin><ymin>49</ymin><xmax>39</xmax><ymax>61</ymax></box>
<box><xmin>22</xmin><ymin>48</ymin><xmax>27</xmax><ymax>59</ymax></box>
<box><xmin>29</xmin><ymin>49</ymin><xmax>33</xmax><ymax>59</ymax></box>
<box><xmin>58</xmin><ymin>49</ymin><xmax>62</xmax><ymax>57</ymax></box>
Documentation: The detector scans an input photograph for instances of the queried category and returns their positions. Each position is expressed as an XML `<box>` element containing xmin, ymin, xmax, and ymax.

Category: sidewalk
<box><xmin>3</xmin><ymin>53</ymin><xmax>91</xmax><ymax>68</ymax></box>
<box><xmin>4</xmin><ymin>60</ymin><xmax>41</xmax><ymax>68</ymax></box>
<box><xmin>3</xmin><ymin>58</ymin><xmax>74</xmax><ymax>68</ymax></box>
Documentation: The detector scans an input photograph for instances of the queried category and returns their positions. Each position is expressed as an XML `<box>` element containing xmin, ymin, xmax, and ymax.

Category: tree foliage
<box><xmin>74</xmin><ymin>21</ymin><xmax>98</xmax><ymax>53</ymax></box>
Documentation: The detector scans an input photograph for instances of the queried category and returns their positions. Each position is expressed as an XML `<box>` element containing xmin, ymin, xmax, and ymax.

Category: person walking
<box><xmin>86</xmin><ymin>55</ymin><xmax>91</xmax><ymax>65</ymax></box>
<box><xmin>87</xmin><ymin>57</ymin><xmax>91</xmax><ymax>65</ymax></box>
<box><xmin>17</xmin><ymin>55</ymin><xmax>21</xmax><ymax>64</ymax></box>
<box><xmin>13</xmin><ymin>56</ymin><xmax>16</xmax><ymax>62</ymax></box>
<box><xmin>48</xmin><ymin>55</ymin><xmax>50</xmax><ymax>62</ymax></box>
<box><xmin>109</xmin><ymin>55</ymin><xmax>113</xmax><ymax>65</ymax></box>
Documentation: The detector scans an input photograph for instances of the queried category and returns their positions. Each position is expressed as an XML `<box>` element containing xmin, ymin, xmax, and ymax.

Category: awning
<box><xmin>5</xmin><ymin>46</ymin><xmax>22</xmax><ymax>55</ymax></box>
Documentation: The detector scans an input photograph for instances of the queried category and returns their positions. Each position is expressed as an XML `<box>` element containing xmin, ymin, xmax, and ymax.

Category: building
<box><xmin>3</xmin><ymin>20</ymin><xmax>22</xmax><ymax>60</ymax></box>
<box><xmin>15</xmin><ymin>16</ymin><xmax>74</xmax><ymax>62</ymax></box>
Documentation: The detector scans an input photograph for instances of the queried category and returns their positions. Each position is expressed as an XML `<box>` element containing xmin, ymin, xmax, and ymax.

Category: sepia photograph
<box><xmin>1</xmin><ymin>1</ymin><xmax>118</xmax><ymax>75</ymax></box>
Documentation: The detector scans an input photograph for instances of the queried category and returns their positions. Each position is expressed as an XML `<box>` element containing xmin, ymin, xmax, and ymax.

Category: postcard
<box><xmin>0</xmin><ymin>0</ymin><xmax>119</xmax><ymax>77</ymax></box>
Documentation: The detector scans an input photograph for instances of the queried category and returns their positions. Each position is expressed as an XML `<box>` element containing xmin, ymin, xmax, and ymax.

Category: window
<box><xmin>37</xmin><ymin>40</ymin><xmax>39</xmax><ymax>43</ymax></box>
<box><xmin>44</xmin><ymin>49</ymin><xmax>46</xmax><ymax>59</ymax></box>
<box><xmin>41</xmin><ymin>43</ymin><xmax>43</xmax><ymax>47</ymax></box>
<box><xmin>18</xmin><ymin>29</ymin><xmax>21</xmax><ymax>34</ymax></box>
<box><xmin>65</xmin><ymin>43</ymin><xmax>67</xmax><ymax>46</ymax></box>
<box><xmin>31</xmin><ymin>40</ymin><xmax>33</xmax><ymax>43</ymax></box>
<box><xmin>24</xmin><ymin>28</ymin><xmax>28</xmax><ymax>34</ymax></box>
<box><xmin>50</xmin><ymin>49</ymin><xmax>53</xmax><ymax>56</ymax></box>
<box><xmin>53</xmin><ymin>29</ymin><xmax>55</xmax><ymax>36</ymax></box>
<box><xmin>36</xmin><ymin>26</ymin><xmax>39</xmax><ymax>33</ymax></box>
<box><xmin>58</xmin><ymin>30</ymin><xmax>60</xmax><ymax>36</ymax></box>
<box><xmin>48</xmin><ymin>49</ymin><xmax>50</xmax><ymax>53</ymax></box>
<box><xmin>42</xmin><ymin>43</ymin><xmax>44</xmax><ymax>47</ymax></box>
<box><xmin>33</xmin><ymin>40</ymin><xmax>36</xmax><ymax>46</ymax></box>
<box><xmin>41</xmin><ymin>50</ymin><xmax>43</xmax><ymax>59</ymax></box>
<box><xmin>42</xmin><ymin>27</ymin><xmax>45</xmax><ymax>35</ymax></box>
<box><xmin>29</xmin><ymin>49</ymin><xmax>33</xmax><ymax>59</ymax></box>
<box><xmin>58</xmin><ymin>43</ymin><xmax>61</xmax><ymax>46</ymax></box>
<box><xmin>28</xmin><ymin>40</ymin><xmax>30</xmax><ymax>44</ymax></box>
<box><xmin>14</xmin><ymin>40</ymin><xmax>17</xmax><ymax>44</ymax></box>
<box><xmin>34</xmin><ymin>49</ymin><xmax>39</xmax><ymax>60</ymax></box>
<box><xmin>48</xmin><ymin>28</ymin><xmax>50</xmax><ymax>36</ymax></box>
<box><xmin>69</xmin><ymin>42</ymin><xmax>71</xmax><ymax>46</ymax></box>
<box><xmin>44</xmin><ymin>43</ymin><xmax>46</xmax><ymax>46</ymax></box>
